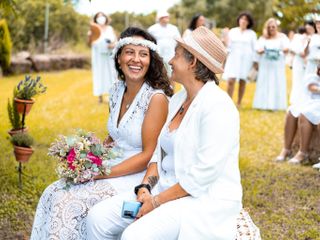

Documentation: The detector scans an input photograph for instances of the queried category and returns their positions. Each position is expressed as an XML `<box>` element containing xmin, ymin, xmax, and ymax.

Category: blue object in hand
<box><xmin>121</xmin><ymin>201</ymin><xmax>142</xmax><ymax>219</ymax></box>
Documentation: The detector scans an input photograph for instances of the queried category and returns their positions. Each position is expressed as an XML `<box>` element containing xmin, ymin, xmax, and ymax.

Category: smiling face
<box><xmin>117</xmin><ymin>38</ymin><xmax>151</xmax><ymax>83</ymax></box>
<box><xmin>169</xmin><ymin>45</ymin><xmax>191</xmax><ymax>84</ymax></box>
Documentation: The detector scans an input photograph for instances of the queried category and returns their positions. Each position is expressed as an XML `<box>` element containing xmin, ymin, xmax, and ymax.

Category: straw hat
<box><xmin>175</xmin><ymin>26</ymin><xmax>227</xmax><ymax>74</ymax></box>
<box><xmin>90</xmin><ymin>22</ymin><xmax>102</xmax><ymax>42</ymax></box>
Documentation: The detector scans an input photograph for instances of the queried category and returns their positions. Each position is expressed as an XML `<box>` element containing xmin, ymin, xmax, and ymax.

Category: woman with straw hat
<box><xmin>87</xmin><ymin>26</ymin><xmax>261</xmax><ymax>240</ymax></box>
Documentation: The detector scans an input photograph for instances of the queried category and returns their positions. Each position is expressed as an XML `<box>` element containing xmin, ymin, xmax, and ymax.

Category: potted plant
<box><xmin>7</xmin><ymin>96</ymin><xmax>29</xmax><ymax>136</ymax></box>
<box><xmin>14</xmin><ymin>75</ymin><xmax>47</xmax><ymax>115</ymax></box>
<box><xmin>10</xmin><ymin>132</ymin><xmax>34</xmax><ymax>163</ymax></box>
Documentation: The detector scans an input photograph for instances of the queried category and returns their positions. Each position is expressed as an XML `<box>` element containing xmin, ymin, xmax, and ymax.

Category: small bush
<box><xmin>10</xmin><ymin>133</ymin><xmax>34</xmax><ymax>147</ymax></box>
<box><xmin>7</xmin><ymin>90</ymin><xmax>21</xmax><ymax>130</ymax></box>
<box><xmin>0</xmin><ymin>19</ymin><xmax>12</xmax><ymax>72</ymax></box>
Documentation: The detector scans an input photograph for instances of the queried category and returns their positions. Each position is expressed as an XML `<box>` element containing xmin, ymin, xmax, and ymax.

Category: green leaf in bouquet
<box><xmin>84</xmin><ymin>162</ymin><xmax>92</xmax><ymax>168</ymax></box>
<box><xmin>90</xmin><ymin>144</ymin><xmax>103</xmax><ymax>156</ymax></box>
<box><xmin>80</xmin><ymin>152</ymin><xmax>87</xmax><ymax>159</ymax></box>
<box><xmin>93</xmin><ymin>167</ymin><xmax>99</xmax><ymax>172</ymax></box>
<box><xmin>92</xmin><ymin>163</ymin><xmax>97</xmax><ymax>168</ymax></box>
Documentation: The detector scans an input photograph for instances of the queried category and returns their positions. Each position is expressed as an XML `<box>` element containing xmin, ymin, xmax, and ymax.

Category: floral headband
<box><xmin>113</xmin><ymin>37</ymin><xmax>159</xmax><ymax>57</ymax></box>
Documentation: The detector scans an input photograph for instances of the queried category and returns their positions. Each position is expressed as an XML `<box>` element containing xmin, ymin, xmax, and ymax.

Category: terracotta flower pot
<box><xmin>14</xmin><ymin>98</ymin><xmax>35</xmax><ymax>115</ymax></box>
<box><xmin>13</xmin><ymin>146</ymin><xmax>34</xmax><ymax>163</ymax></box>
<box><xmin>8</xmin><ymin>127</ymin><xmax>29</xmax><ymax>137</ymax></box>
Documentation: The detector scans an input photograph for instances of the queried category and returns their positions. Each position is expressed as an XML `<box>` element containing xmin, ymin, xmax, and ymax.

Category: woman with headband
<box><xmin>30</xmin><ymin>27</ymin><xmax>173</xmax><ymax>240</ymax></box>
<box><xmin>87</xmin><ymin>27</ymin><xmax>261</xmax><ymax>240</ymax></box>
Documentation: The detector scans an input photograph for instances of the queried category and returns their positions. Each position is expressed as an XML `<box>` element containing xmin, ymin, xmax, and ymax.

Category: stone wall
<box><xmin>7</xmin><ymin>52</ymin><xmax>91</xmax><ymax>75</ymax></box>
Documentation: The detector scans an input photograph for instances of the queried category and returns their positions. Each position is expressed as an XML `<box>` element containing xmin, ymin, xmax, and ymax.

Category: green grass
<box><xmin>0</xmin><ymin>69</ymin><xmax>319</xmax><ymax>240</ymax></box>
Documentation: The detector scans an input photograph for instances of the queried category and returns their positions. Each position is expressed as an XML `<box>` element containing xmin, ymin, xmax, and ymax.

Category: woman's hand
<box><xmin>136</xmin><ymin>189</ymin><xmax>154</xmax><ymax>219</ymax></box>
<box><xmin>257</xmin><ymin>48</ymin><xmax>264</xmax><ymax>54</ymax></box>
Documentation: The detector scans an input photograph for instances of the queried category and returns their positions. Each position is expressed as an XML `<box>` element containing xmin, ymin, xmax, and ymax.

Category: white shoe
<box><xmin>312</xmin><ymin>162</ymin><xmax>320</xmax><ymax>169</ymax></box>
<box><xmin>288</xmin><ymin>151</ymin><xmax>308</xmax><ymax>165</ymax></box>
<box><xmin>275</xmin><ymin>149</ymin><xmax>292</xmax><ymax>162</ymax></box>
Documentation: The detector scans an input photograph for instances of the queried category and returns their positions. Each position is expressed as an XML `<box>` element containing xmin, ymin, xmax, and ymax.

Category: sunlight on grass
<box><xmin>0</xmin><ymin>68</ymin><xmax>319</xmax><ymax>239</ymax></box>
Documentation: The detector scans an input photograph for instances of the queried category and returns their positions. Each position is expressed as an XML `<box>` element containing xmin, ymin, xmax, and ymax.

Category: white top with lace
<box><xmin>107</xmin><ymin>81</ymin><xmax>165</xmax><ymax>166</ymax></box>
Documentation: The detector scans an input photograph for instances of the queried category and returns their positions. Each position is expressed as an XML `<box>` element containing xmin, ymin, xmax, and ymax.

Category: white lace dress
<box><xmin>30</xmin><ymin>81</ymin><xmax>164</xmax><ymax>240</ymax></box>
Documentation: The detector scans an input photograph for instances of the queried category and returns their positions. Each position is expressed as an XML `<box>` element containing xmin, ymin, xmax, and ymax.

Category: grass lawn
<box><xmin>0</xmin><ymin>69</ymin><xmax>319</xmax><ymax>240</ymax></box>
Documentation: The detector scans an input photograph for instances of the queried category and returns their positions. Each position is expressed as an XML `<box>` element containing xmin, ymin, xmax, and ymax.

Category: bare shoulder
<box><xmin>150</xmin><ymin>93</ymin><xmax>168</xmax><ymax>105</ymax></box>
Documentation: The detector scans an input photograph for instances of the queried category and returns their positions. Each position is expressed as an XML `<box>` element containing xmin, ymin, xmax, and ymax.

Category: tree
<box><xmin>0</xmin><ymin>19</ymin><xmax>12</xmax><ymax>72</ymax></box>
<box><xmin>4</xmin><ymin>0</ymin><xmax>89</xmax><ymax>52</ymax></box>
<box><xmin>273</xmin><ymin>0</ymin><xmax>319</xmax><ymax>31</ymax></box>
<box><xmin>172</xmin><ymin>0</ymin><xmax>319</xmax><ymax>34</ymax></box>
<box><xmin>0</xmin><ymin>0</ymin><xmax>17</xmax><ymax>15</ymax></box>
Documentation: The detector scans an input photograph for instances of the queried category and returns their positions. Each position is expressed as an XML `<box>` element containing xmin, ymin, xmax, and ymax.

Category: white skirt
<box><xmin>30</xmin><ymin>171</ymin><xmax>145</xmax><ymax>240</ymax></box>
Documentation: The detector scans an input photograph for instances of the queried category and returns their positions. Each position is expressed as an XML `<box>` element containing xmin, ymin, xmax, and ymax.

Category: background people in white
<box><xmin>182</xmin><ymin>13</ymin><xmax>206</xmax><ymax>38</ymax></box>
<box><xmin>89</xmin><ymin>12</ymin><xmax>117</xmax><ymax>103</ymax></box>
<box><xmin>148</xmin><ymin>10</ymin><xmax>181</xmax><ymax>76</ymax></box>
<box><xmin>304</xmin><ymin>17</ymin><xmax>320</xmax><ymax>75</ymax></box>
<box><xmin>276</xmin><ymin>65</ymin><xmax>320</xmax><ymax>165</ymax></box>
<box><xmin>223</xmin><ymin>12</ymin><xmax>257</xmax><ymax>107</ymax></box>
<box><xmin>30</xmin><ymin>27</ymin><xmax>173</xmax><ymax>240</ymax></box>
<box><xmin>289</xmin><ymin>26</ymin><xmax>307</xmax><ymax>104</ymax></box>
<box><xmin>253</xmin><ymin>18</ymin><xmax>290</xmax><ymax>111</ymax></box>
<box><xmin>87</xmin><ymin>27</ymin><xmax>261</xmax><ymax>240</ymax></box>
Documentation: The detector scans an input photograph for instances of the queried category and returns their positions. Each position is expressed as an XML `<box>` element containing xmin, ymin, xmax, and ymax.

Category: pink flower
<box><xmin>87</xmin><ymin>152</ymin><xmax>102</xmax><ymax>166</ymax></box>
<box><xmin>68</xmin><ymin>163</ymin><xmax>76</xmax><ymax>170</ymax></box>
<box><xmin>67</xmin><ymin>148</ymin><xmax>76</xmax><ymax>163</ymax></box>
<box><xmin>67</xmin><ymin>148</ymin><xmax>76</xmax><ymax>170</ymax></box>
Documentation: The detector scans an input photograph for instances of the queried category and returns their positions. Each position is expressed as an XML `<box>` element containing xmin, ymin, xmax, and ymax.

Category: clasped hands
<box><xmin>135</xmin><ymin>187</ymin><xmax>159</xmax><ymax>219</ymax></box>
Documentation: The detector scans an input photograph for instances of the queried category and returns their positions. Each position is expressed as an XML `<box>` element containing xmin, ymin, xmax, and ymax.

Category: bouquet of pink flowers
<box><xmin>48</xmin><ymin>129</ymin><xmax>121</xmax><ymax>186</ymax></box>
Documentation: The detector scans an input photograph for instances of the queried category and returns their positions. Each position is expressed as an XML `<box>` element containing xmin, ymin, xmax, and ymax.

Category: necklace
<box><xmin>178</xmin><ymin>96</ymin><xmax>196</xmax><ymax>115</ymax></box>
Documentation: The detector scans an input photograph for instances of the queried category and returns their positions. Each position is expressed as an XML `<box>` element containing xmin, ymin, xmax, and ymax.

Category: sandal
<box><xmin>288</xmin><ymin>151</ymin><xmax>308</xmax><ymax>164</ymax></box>
<box><xmin>275</xmin><ymin>149</ymin><xmax>292</xmax><ymax>162</ymax></box>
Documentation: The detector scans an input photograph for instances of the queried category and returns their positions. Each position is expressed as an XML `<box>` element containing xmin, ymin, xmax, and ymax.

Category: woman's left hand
<box><xmin>136</xmin><ymin>192</ymin><xmax>154</xmax><ymax>219</ymax></box>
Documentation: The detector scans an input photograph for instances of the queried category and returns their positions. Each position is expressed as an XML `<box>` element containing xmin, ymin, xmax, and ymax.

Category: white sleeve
<box><xmin>255</xmin><ymin>37</ymin><xmax>265</xmax><ymax>52</ymax></box>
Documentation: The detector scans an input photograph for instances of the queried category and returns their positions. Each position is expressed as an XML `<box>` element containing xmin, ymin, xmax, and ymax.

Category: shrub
<box><xmin>10</xmin><ymin>133</ymin><xmax>33</xmax><ymax>147</ymax></box>
<box><xmin>15</xmin><ymin>75</ymin><xmax>47</xmax><ymax>100</ymax></box>
<box><xmin>0</xmin><ymin>19</ymin><xmax>12</xmax><ymax>72</ymax></box>
<box><xmin>7</xmin><ymin>96</ymin><xmax>21</xmax><ymax>130</ymax></box>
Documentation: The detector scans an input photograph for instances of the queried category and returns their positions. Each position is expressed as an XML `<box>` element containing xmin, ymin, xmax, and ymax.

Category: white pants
<box><xmin>86</xmin><ymin>191</ymin><xmax>181</xmax><ymax>240</ymax></box>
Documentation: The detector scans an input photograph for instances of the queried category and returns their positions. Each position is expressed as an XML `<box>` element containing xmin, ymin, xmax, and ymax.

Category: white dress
<box><xmin>289</xmin><ymin>33</ymin><xmax>308</xmax><ymax>105</ymax></box>
<box><xmin>253</xmin><ymin>34</ymin><xmax>290</xmax><ymax>110</ymax></box>
<box><xmin>222</xmin><ymin>27</ymin><xmax>257</xmax><ymax>81</ymax></box>
<box><xmin>30</xmin><ymin>81</ymin><xmax>164</xmax><ymax>240</ymax></box>
<box><xmin>290</xmin><ymin>73</ymin><xmax>320</xmax><ymax>121</ymax></box>
<box><xmin>301</xmin><ymin>74</ymin><xmax>320</xmax><ymax>125</ymax></box>
<box><xmin>305</xmin><ymin>34</ymin><xmax>320</xmax><ymax>75</ymax></box>
<box><xmin>91</xmin><ymin>25</ymin><xmax>117</xmax><ymax>96</ymax></box>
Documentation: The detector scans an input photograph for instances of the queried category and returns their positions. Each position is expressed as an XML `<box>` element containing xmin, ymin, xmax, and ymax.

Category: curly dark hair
<box><xmin>114</xmin><ymin>27</ymin><xmax>173</xmax><ymax>97</ymax></box>
<box><xmin>237</xmin><ymin>12</ymin><xmax>254</xmax><ymax>29</ymax></box>
<box><xmin>188</xmin><ymin>14</ymin><xmax>204</xmax><ymax>31</ymax></box>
